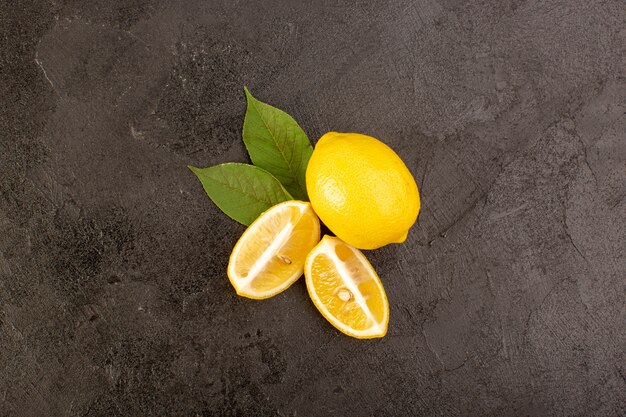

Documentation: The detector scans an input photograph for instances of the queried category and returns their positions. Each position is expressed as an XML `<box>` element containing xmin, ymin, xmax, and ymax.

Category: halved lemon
<box><xmin>304</xmin><ymin>235</ymin><xmax>389</xmax><ymax>338</ymax></box>
<box><xmin>228</xmin><ymin>201</ymin><xmax>321</xmax><ymax>299</ymax></box>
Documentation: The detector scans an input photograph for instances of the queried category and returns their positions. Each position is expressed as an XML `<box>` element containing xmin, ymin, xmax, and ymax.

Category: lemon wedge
<box><xmin>305</xmin><ymin>235</ymin><xmax>389</xmax><ymax>338</ymax></box>
<box><xmin>228</xmin><ymin>201</ymin><xmax>320</xmax><ymax>299</ymax></box>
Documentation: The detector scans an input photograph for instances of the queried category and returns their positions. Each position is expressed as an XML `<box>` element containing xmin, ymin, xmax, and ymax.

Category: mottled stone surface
<box><xmin>1</xmin><ymin>1</ymin><xmax>624</xmax><ymax>415</ymax></box>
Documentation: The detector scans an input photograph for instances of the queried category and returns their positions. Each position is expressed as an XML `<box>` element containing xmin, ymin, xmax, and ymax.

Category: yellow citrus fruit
<box><xmin>305</xmin><ymin>235</ymin><xmax>389</xmax><ymax>338</ymax></box>
<box><xmin>228</xmin><ymin>201</ymin><xmax>320</xmax><ymax>299</ymax></box>
<box><xmin>305</xmin><ymin>132</ymin><xmax>420</xmax><ymax>250</ymax></box>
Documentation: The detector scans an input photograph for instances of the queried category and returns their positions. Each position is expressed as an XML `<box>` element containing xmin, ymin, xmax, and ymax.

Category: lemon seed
<box><xmin>278</xmin><ymin>255</ymin><xmax>292</xmax><ymax>264</ymax></box>
<box><xmin>337</xmin><ymin>288</ymin><xmax>352</xmax><ymax>302</ymax></box>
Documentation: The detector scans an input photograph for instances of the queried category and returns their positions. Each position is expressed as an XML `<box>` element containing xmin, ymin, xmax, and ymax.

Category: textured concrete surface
<box><xmin>1</xmin><ymin>0</ymin><xmax>625</xmax><ymax>415</ymax></box>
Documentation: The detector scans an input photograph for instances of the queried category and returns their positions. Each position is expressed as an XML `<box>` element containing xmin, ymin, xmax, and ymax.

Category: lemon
<box><xmin>305</xmin><ymin>235</ymin><xmax>389</xmax><ymax>338</ymax></box>
<box><xmin>306</xmin><ymin>132</ymin><xmax>420</xmax><ymax>249</ymax></box>
<box><xmin>228</xmin><ymin>201</ymin><xmax>320</xmax><ymax>299</ymax></box>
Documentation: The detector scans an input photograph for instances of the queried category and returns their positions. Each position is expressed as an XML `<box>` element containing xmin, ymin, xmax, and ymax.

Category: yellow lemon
<box><xmin>305</xmin><ymin>235</ymin><xmax>389</xmax><ymax>338</ymax></box>
<box><xmin>306</xmin><ymin>132</ymin><xmax>420</xmax><ymax>249</ymax></box>
<box><xmin>228</xmin><ymin>201</ymin><xmax>320</xmax><ymax>299</ymax></box>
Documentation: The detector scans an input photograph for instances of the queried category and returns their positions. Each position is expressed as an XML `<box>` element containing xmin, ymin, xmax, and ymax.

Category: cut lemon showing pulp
<box><xmin>228</xmin><ymin>201</ymin><xmax>321</xmax><ymax>299</ymax></box>
<box><xmin>305</xmin><ymin>236</ymin><xmax>389</xmax><ymax>338</ymax></box>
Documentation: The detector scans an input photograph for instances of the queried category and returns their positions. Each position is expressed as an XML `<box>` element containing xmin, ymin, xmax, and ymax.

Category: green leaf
<box><xmin>242</xmin><ymin>87</ymin><xmax>313</xmax><ymax>201</ymax></box>
<box><xmin>188</xmin><ymin>163</ymin><xmax>293</xmax><ymax>226</ymax></box>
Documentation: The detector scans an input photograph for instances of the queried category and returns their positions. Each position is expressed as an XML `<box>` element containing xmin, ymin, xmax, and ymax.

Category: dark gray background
<box><xmin>1</xmin><ymin>0</ymin><xmax>625</xmax><ymax>415</ymax></box>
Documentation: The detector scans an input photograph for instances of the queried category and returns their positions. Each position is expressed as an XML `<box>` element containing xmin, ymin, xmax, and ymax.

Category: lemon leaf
<box><xmin>242</xmin><ymin>87</ymin><xmax>313</xmax><ymax>200</ymax></box>
<box><xmin>188</xmin><ymin>163</ymin><xmax>293</xmax><ymax>226</ymax></box>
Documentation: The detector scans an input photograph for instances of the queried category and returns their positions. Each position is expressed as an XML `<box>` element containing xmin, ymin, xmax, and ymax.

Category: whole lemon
<box><xmin>306</xmin><ymin>132</ymin><xmax>420</xmax><ymax>250</ymax></box>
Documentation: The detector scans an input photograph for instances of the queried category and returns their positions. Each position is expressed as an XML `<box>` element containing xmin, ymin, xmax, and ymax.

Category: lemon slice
<box><xmin>304</xmin><ymin>235</ymin><xmax>389</xmax><ymax>338</ymax></box>
<box><xmin>228</xmin><ymin>201</ymin><xmax>321</xmax><ymax>299</ymax></box>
